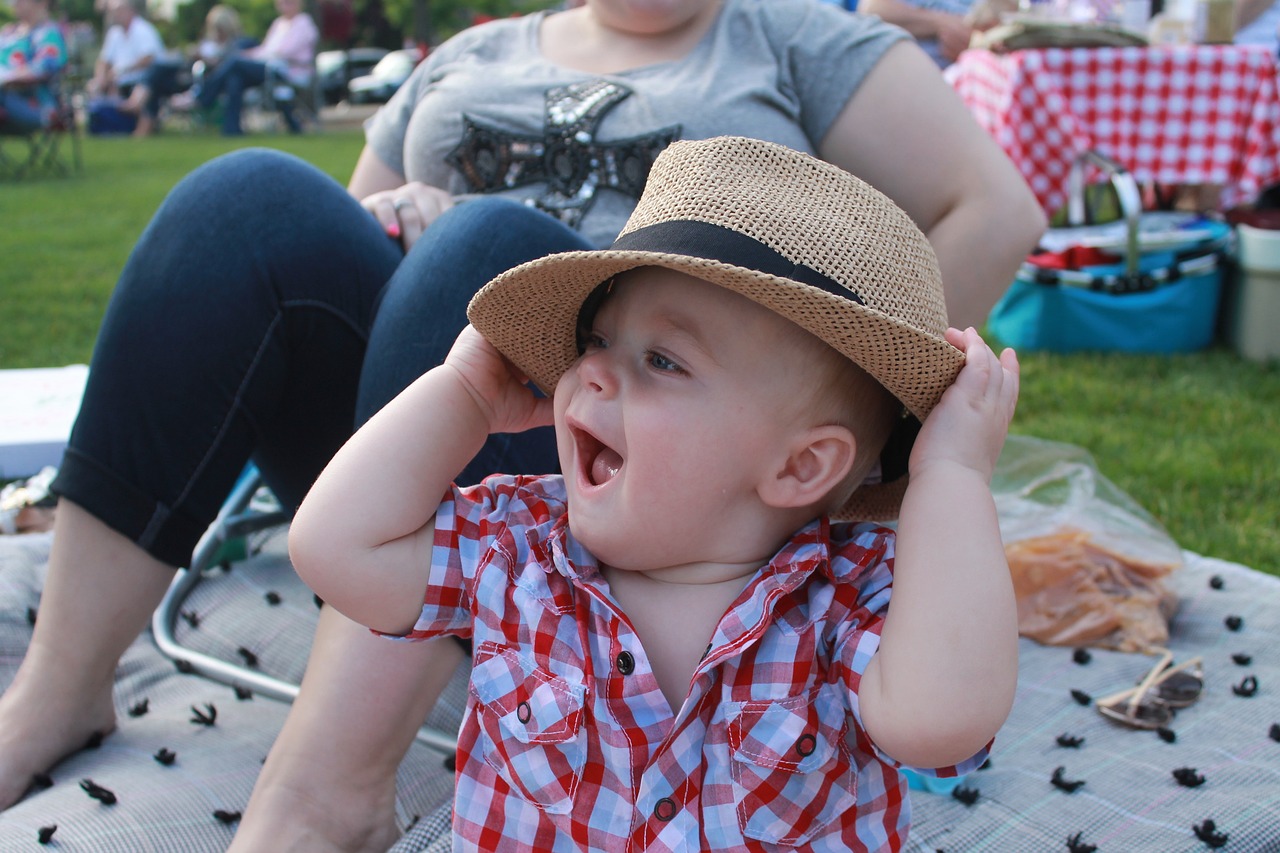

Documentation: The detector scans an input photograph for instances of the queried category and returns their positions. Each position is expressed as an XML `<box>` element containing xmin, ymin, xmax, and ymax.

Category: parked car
<box><xmin>315</xmin><ymin>47</ymin><xmax>389</xmax><ymax>105</ymax></box>
<box><xmin>346</xmin><ymin>49</ymin><xmax>419</xmax><ymax>104</ymax></box>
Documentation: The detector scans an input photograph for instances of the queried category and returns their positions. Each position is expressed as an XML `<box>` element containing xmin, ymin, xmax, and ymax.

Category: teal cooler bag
<box><xmin>988</xmin><ymin>236</ymin><xmax>1227</xmax><ymax>354</ymax></box>
<box><xmin>988</xmin><ymin>150</ymin><xmax>1228</xmax><ymax>354</ymax></box>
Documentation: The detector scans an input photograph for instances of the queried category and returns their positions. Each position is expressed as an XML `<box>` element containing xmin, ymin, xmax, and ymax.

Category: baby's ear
<box><xmin>759</xmin><ymin>425</ymin><xmax>856</xmax><ymax>511</ymax></box>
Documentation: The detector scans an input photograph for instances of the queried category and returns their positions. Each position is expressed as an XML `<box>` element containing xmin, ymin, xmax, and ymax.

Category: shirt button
<box><xmin>616</xmin><ymin>650</ymin><xmax>635</xmax><ymax>675</ymax></box>
<box><xmin>516</xmin><ymin>701</ymin><xmax>532</xmax><ymax>724</ymax></box>
<box><xmin>796</xmin><ymin>733</ymin><xmax>817</xmax><ymax>757</ymax></box>
<box><xmin>653</xmin><ymin>796</ymin><xmax>678</xmax><ymax>821</ymax></box>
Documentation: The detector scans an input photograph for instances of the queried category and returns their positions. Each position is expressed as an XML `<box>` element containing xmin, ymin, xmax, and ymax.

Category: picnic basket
<box><xmin>988</xmin><ymin>151</ymin><xmax>1230</xmax><ymax>353</ymax></box>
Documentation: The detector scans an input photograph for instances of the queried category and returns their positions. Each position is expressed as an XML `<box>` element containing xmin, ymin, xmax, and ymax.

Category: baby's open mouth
<box><xmin>573</xmin><ymin>426</ymin><xmax>623</xmax><ymax>486</ymax></box>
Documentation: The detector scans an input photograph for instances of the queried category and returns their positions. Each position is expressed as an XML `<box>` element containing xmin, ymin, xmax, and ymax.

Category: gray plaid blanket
<box><xmin>2</xmin><ymin>528</ymin><xmax>1278</xmax><ymax>851</ymax></box>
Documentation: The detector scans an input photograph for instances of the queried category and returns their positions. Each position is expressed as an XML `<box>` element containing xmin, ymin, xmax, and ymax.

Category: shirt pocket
<box><xmin>727</xmin><ymin>684</ymin><xmax>857</xmax><ymax>846</ymax></box>
<box><xmin>469</xmin><ymin>643</ymin><xmax>587</xmax><ymax>815</ymax></box>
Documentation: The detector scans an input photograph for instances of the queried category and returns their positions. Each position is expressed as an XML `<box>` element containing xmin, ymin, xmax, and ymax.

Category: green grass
<box><xmin>2</xmin><ymin>132</ymin><xmax>1278</xmax><ymax>576</ymax></box>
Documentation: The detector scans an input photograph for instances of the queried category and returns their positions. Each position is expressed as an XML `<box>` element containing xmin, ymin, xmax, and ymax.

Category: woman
<box><xmin>0</xmin><ymin>0</ymin><xmax>66</xmax><ymax>133</ymax></box>
<box><xmin>185</xmin><ymin>0</ymin><xmax>317</xmax><ymax>134</ymax></box>
<box><xmin>125</xmin><ymin>4</ymin><xmax>244</xmax><ymax>137</ymax></box>
<box><xmin>0</xmin><ymin>0</ymin><xmax>1045</xmax><ymax>849</ymax></box>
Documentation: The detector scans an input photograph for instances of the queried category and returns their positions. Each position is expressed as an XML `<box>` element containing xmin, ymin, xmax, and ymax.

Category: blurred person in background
<box><xmin>175</xmin><ymin>0</ymin><xmax>316</xmax><ymax>135</ymax></box>
<box><xmin>125</xmin><ymin>4</ymin><xmax>245</xmax><ymax>137</ymax></box>
<box><xmin>0</xmin><ymin>0</ymin><xmax>67</xmax><ymax>132</ymax></box>
<box><xmin>86</xmin><ymin>0</ymin><xmax>161</xmax><ymax>101</ymax></box>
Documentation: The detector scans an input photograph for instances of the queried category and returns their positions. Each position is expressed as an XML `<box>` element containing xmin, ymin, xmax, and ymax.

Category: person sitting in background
<box><xmin>859</xmin><ymin>0</ymin><xmax>980</xmax><ymax>66</ymax></box>
<box><xmin>179</xmin><ymin>0</ymin><xmax>316</xmax><ymax>135</ymax></box>
<box><xmin>86</xmin><ymin>0</ymin><xmax>161</xmax><ymax>101</ymax></box>
<box><xmin>0</xmin><ymin>0</ymin><xmax>67</xmax><ymax>133</ymax></box>
<box><xmin>125</xmin><ymin>4</ymin><xmax>243</xmax><ymax>137</ymax></box>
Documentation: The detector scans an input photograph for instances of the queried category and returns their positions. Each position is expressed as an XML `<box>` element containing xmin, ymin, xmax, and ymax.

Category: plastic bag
<box><xmin>993</xmin><ymin>436</ymin><xmax>1183</xmax><ymax>652</ymax></box>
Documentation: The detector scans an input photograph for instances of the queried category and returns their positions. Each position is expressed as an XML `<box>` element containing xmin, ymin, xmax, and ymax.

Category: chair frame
<box><xmin>0</xmin><ymin>74</ymin><xmax>82</xmax><ymax>180</ymax></box>
<box><xmin>151</xmin><ymin>470</ymin><xmax>457</xmax><ymax>754</ymax></box>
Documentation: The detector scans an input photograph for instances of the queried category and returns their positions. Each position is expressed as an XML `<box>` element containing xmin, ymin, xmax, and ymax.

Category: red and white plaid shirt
<box><xmin>391</xmin><ymin>475</ymin><xmax>984</xmax><ymax>852</ymax></box>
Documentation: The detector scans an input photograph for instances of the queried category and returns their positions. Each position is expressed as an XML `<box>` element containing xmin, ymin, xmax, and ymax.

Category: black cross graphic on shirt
<box><xmin>445</xmin><ymin>79</ymin><xmax>681</xmax><ymax>229</ymax></box>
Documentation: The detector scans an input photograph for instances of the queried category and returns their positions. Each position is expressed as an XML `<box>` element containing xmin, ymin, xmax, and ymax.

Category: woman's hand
<box><xmin>910</xmin><ymin>326</ymin><xmax>1019</xmax><ymax>484</ymax></box>
<box><xmin>361</xmin><ymin>182</ymin><xmax>455</xmax><ymax>249</ymax></box>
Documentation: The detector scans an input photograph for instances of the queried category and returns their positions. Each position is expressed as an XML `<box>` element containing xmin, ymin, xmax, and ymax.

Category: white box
<box><xmin>0</xmin><ymin>365</ymin><xmax>89</xmax><ymax>480</ymax></box>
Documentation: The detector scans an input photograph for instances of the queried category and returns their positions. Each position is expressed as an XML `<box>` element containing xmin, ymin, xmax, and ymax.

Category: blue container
<box><xmin>988</xmin><ymin>244</ymin><xmax>1225</xmax><ymax>354</ymax></box>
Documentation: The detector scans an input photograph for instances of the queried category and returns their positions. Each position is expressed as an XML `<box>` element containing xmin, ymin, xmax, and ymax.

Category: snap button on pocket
<box><xmin>654</xmin><ymin>797</ymin><xmax>678</xmax><ymax>821</ymax></box>
<box><xmin>616</xmin><ymin>650</ymin><xmax>635</xmax><ymax>675</ymax></box>
<box><xmin>795</xmin><ymin>733</ymin><xmax>817</xmax><ymax>757</ymax></box>
<box><xmin>517</xmin><ymin>701</ymin><xmax>532</xmax><ymax>724</ymax></box>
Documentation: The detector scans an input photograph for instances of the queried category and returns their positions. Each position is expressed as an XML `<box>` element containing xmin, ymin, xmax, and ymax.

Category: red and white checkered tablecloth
<box><xmin>946</xmin><ymin>45</ymin><xmax>1280</xmax><ymax>214</ymax></box>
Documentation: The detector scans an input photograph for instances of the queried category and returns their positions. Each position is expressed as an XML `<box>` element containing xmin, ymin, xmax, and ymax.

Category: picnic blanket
<box><xmin>1</xmin><ymin>481</ymin><xmax>1278</xmax><ymax>849</ymax></box>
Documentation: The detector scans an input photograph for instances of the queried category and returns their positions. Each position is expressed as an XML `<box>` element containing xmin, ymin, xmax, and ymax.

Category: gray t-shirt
<box><xmin>366</xmin><ymin>0</ymin><xmax>907</xmax><ymax>249</ymax></box>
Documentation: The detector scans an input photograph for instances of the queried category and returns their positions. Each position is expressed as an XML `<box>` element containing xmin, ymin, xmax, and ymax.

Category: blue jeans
<box><xmin>141</xmin><ymin>59</ymin><xmax>190</xmax><ymax>119</ymax></box>
<box><xmin>197</xmin><ymin>56</ymin><xmax>296</xmax><ymax>135</ymax></box>
<box><xmin>52</xmin><ymin>149</ymin><xmax>587</xmax><ymax>566</ymax></box>
<box><xmin>1</xmin><ymin>90</ymin><xmax>48</xmax><ymax>133</ymax></box>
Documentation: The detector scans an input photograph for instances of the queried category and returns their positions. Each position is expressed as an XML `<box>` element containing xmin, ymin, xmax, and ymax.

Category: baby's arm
<box><xmin>289</xmin><ymin>326</ymin><xmax>554</xmax><ymax>635</ymax></box>
<box><xmin>858</xmin><ymin>327</ymin><xmax>1020</xmax><ymax>769</ymax></box>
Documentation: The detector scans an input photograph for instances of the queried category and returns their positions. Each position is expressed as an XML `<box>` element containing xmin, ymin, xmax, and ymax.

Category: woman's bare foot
<box><xmin>0</xmin><ymin>501</ymin><xmax>176</xmax><ymax>812</ymax></box>
<box><xmin>0</xmin><ymin>660</ymin><xmax>117</xmax><ymax>811</ymax></box>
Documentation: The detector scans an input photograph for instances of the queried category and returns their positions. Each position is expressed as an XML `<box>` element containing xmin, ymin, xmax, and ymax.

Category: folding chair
<box><xmin>0</xmin><ymin>74</ymin><xmax>82</xmax><ymax>180</ymax></box>
<box><xmin>249</xmin><ymin>61</ymin><xmax>322</xmax><ymax>133</ymax></box>
<box><xmin>151</xmin><ymin>467</ymin><xmax>458</xmax><ymax>754</ymax></box>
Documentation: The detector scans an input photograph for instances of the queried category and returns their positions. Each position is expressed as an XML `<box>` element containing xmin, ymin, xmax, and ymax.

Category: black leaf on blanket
<box><xmin>265</xmin><ymin>591</ymin><xmax>282</xmax><ymax>605</ymax></box>
<box><xmin>31</xmin><ymin>772</ymin><xmax>53</xmax><ymax>789</ymax></box>
<box><xmin>1192</xmin><ymin>818</ymin><xmax>1229</xmax><ymax>848</ymax></box>
<box><xmin>236</xmin><ymin>647</ymin><xmax>259</xmax><ymax>668</ymax></box>
<box><xmin>190</xmin><ymin>703</ymin><xmax>217</xmax><ymax>725</ymax></box>
<box><xmin>1051</xmin><ymin>766</ymin><xmax>1086</xmax><ymax>793</ymax></box>
<box><xmin>1233</xmin><ymin>675</ymin><xmax>1259</xmax><ymax>697</ymax></box>
<box><xmin>235</xmin><ymin>685</ymin><xmax>253</xmax><ymax>700</ymax></box>
<box><xmin>174</xmin><ymin>658</ymin><xmax>195</xmax><ymax>674</ymax></box>
<box><xmin>1066</xmin><ymin>831</ymin><xmax>1097</xmax><ymax>853</ymax></box>
<box><xmin>1057</xmin><ymin>733</ymin><xmax>1085</xmax><ymax>748</ymax></box>
<box><xmin>1070</xmin><ymin>689</ymin><xmax>1092</xmax><ymax>706</ymax></box>
<box><xmin>83</xmin><ymin>730</ymin><xmax>104</xmax><ymax>749</ymax></box>
<box><xmin>213</xmin><ymin>809</ymin><xmax>242</xmax><ymax>824</ymax></box>
<box><xmin>25</xmin><ymin>606</ymin><xmax>36</xmax><ymax>625</ymax></box>
<box><xmin>1270</xmin><ymin>723</ymin><xmax>1280</xmax><ymax>742</ymax></box>
<box><xmin>128</xmin><ymin>698</ymin><xmax>150</xmax><ymax>717</ymax></box>
<box><xmin>1172</xmin><ymin>767</ymin><xmax>1206</xmax><ymax>787</ymax></box>
<box><xmin>181</xmin><ymin>609</ymin><xmax>200</xmax><ymax>629</ymax></box>
<box><xmin>1072</xmin><ymin>648</ymin><xmax>1091</xmax><ymax>665</ymax></box>
<box><xmin>154</xmin><ymin>748</ymin><xmax>177</xmax><ymax>766</ymax></box>
<box><xmin>1157</xmin><ymin>727</ymin><xmax>1177</xmax><ymax>743</ymax></box>
<box><xmin>1225</xmin><ymin>615</ymin><xmax>1244</xmax><ymax>631</ymax></box>
<box><xmin>1232</xmin><ymin>653</ymin><xmax>1253</xmax><ymax>665</ymax></box>
<box><xmin>37</xmin><ymin>825</ymin><xmax>56</xmax><ymax>845</ymax></box>
<box><xmin>952</xmin><ymin>785</ymin><xmax>980</xmax><ymax>806</ymax></box>
<box><xmin>80</xmin><ymin>778</ymin><xmax>116</xmax><ymax>805</ymax></box>
<box><xmin>1209</xmin><ymin>574</ymin><xmax>1225</xmax><ymax>590</ymax></box>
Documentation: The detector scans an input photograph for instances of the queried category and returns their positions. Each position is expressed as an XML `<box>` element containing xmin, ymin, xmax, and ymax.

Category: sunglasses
<box><xmin>1096</xmin><ymin>648</ymin><xmax>1205</xmax><ymax>730</ymax></box>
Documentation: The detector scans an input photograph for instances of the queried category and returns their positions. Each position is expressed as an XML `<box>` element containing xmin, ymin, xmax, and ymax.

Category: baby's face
<box><xmin>554</xmin><ymin>267</ymin><xmax>821</xmax><ymax>572</ymax></box>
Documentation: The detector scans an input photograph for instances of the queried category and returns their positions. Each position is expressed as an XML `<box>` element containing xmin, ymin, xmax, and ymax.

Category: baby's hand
<box><xmin>910</xmin><ymin>327</ymin><xmax>1019</xmax><ymax>483</ymax></box>
<box><xmin>443</xmin><ymin>325</ymin><xmax>555</xmax><ymax>436</ymax></box>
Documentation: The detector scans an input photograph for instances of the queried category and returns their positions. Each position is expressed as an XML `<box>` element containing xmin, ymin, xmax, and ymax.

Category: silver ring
<box><xmin>393</xmin><ymin>198</ymin><xmax>412</xmax><ymax>211</ymax></box>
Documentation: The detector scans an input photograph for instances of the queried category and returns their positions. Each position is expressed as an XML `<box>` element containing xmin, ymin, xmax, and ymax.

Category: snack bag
<box><xmin>993</xmin><ymin>437</ymin><xmax>1183</xmax><ymax>652</ymax></box>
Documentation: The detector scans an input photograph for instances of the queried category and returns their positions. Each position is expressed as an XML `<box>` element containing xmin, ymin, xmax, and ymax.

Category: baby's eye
<box><xmin>582</xmin><ymin>332</ymin><xmax>608</xmax><ymax>351</ymax></box>
<box><xmin>646</xmin><ymin>351</ymin><xmax>685</xmax><ymax>374</ymax></box>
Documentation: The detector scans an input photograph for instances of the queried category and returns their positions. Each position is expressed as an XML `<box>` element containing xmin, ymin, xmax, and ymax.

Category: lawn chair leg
<box><xmin>150</xmin><ymin>470</ymin><xmax>457</xmax><ymax>755</ymax></box>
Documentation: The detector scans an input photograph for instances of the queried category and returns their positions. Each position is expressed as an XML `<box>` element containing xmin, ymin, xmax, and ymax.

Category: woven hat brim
<box><xmin>467</xmin><ymin>251</ymin><xmax>966</xmax><ymax>521</ymax></box>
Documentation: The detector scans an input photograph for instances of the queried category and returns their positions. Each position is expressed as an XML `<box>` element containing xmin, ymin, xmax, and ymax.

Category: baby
<box><xmin>291</xmin><ymin>136</ymin><xmax>1021</xmax><ymax>851</ymax></box>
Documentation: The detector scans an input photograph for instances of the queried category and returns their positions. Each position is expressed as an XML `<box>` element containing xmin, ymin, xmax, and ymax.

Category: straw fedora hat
<box><xmin>467</xmin><ymin>136</ymin><xmax>965</xmax><ymax>520</ymax></box>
